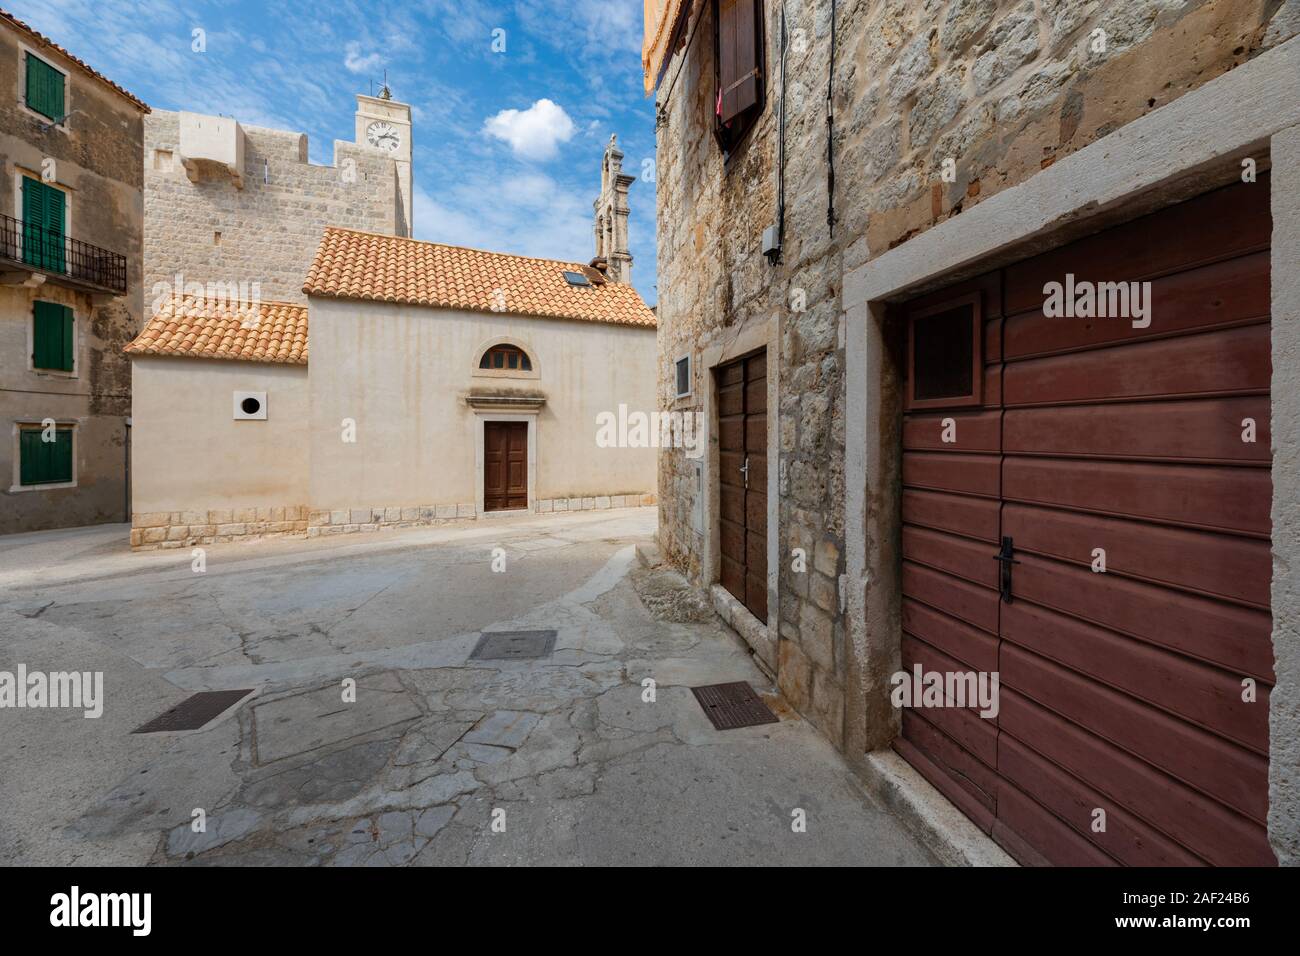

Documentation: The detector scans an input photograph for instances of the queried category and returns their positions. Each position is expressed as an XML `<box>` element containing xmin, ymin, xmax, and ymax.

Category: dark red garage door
<box><xmin>896</xmin><ymin>174</ymin><xmax>1275</xmax><ymax>866</ymax></box>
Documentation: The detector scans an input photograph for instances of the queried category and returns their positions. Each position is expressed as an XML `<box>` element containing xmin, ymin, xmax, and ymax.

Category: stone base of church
<box><xmin>534</xmin><ymin>493</ymin><xmax>656</xmax><ymax>514</ymax></box>
<box><xmin>129</xmin><ymin>507</ymin><xmax>310</xmax><ymax>550</ymax></box>
<box><xmin>306</xmin><ymin>504</ymin><xmax>478</xmax><ymax>537</ymax></box>
<box><xmin>128</xmin><ymin>495</ymin><xmax>658</xmax><ymax>550</ymax></box>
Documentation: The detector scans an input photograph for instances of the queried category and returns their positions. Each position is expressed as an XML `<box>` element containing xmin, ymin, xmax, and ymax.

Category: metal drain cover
<box><xmin>132</xmin><ymin>689</ymin><xmax>254</xmax><ymax>734</ymax></box>
<box><xmin>470</xmin><ymin>630</ymin><xmax>557</xmax><ymax>661</ymax></box>
<box><xmin>691</xmin><ymin>681</ymin><xmax>779</xmax><ymax>731</ymax></box>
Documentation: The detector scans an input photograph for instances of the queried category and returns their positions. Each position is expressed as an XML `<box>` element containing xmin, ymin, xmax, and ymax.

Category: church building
<box><xmin>124</xmin><ymin>128</ymin><xmax>657</xmax><ymax>549</ymax></box>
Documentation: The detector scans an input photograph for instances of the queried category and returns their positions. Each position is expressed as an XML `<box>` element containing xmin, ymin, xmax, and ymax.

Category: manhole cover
<box><xmin>691</xmin><ymin>681</ymin><xmax>779</xmax><ymax>731</ymax></box>
<box><xmin>132</xmin><ymin>689</ymin><xmax>254</xmax><ymax>734</ymax></box>
<box><xmin>470</xmin><ymin>630</ymin><xmax>557</xmax><ymax>661</ymax></box>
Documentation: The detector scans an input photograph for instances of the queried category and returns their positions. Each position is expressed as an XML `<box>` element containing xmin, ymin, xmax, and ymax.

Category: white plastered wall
<box><xmin>131</xmin><ymin>356</ymin><xmax>309</xmax><ymax>513</ymax></box>
<box><xmin>306</xmin><ymin>298</ymin><xmax>658</xmax><ymax>513</ymax></box>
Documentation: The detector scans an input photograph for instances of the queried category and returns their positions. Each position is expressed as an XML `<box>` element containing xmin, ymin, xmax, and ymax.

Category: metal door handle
<box><xmin>992</xmin><ymin>536</ymin><xmax>1019</xmax><ymax>603</ymax></box>
<box><xmin>740</xmin><ymin>456</ymin><xmax>749</xmax><ymax>487</ymax></box>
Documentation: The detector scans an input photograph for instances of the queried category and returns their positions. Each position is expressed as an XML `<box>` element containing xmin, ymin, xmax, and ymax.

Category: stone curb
<box><xmin>854</xmin><ymin>748</ymin><xmax>1017</xmax><ymax>868</ymax></box>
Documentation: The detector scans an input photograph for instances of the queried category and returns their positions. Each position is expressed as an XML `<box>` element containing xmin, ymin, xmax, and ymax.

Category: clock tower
<box><xmin>355</xmin><ymin>87</ymin><xmax>413</xmax><ymax>236</ymax></box>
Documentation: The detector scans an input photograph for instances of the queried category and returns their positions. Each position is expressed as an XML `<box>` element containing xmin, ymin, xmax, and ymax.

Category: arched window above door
<box><xmin>479</xmin><ymin>344</ymin><xmax>532</xmax><ymax>371</ymax></box>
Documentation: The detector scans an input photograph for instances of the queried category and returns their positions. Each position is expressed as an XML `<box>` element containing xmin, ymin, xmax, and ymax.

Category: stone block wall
<box><xmin>130</xmin><ymin>495</ymin><xmax>660</xmax><ymax>549</ymax></box>
<box><xmin>534</xmin><ymin>493</ymin><xmax>657</xmax><ymax>513</ymax></box>
<box><xmin>654</xmin><ymin>0</ymin><xmax>1299</xmax><ymax>752</ymax></box>
<box><xmin>130</xmin><ymin>507</ymin><xmax>310</xmax><ymax>549</ymax></box>
<box><xmin>144</xmin><ymin>110</ymin><xmax>400</xmax><ymax>305</ymax></box>
<box><xmin>307</xmin><ymin>505</ymin><xmax>477</xmax><ymax>537</ymax></box>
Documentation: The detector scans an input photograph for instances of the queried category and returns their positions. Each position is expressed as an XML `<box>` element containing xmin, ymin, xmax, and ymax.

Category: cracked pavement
<box><xmin>0</xmin><ymin>510</ymin><xmax>934</xmax><ymax>866</ymax></box>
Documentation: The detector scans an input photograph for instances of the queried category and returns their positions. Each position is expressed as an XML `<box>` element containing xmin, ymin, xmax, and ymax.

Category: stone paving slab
<box><xmin>252</xmin><ymin>672</ymin><xmax>424</xmax><ymax>764</ymax></box>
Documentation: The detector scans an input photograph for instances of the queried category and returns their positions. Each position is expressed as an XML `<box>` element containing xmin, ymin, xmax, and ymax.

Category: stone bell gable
<box><xmin>591</xmin><ymin>134</ymin><xmax>636</xmax><ymax>285</ymax></box>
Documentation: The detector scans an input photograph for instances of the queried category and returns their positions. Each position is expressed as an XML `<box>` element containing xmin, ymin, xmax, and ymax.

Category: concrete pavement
<box><xmin>0</xmin><ymin>509</ymin><xmax>934</xmax><ymax>866</ymax></box>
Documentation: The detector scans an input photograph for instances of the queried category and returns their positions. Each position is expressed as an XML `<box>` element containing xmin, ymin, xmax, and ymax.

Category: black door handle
<box><xmin>993</xmin><ymin>536</ymin><xmax>1019</xmax><ymax>603</ymax></box>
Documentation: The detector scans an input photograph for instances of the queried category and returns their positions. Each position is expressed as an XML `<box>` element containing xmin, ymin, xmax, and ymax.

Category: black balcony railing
<box><xmin>0</xmin><ymin>213</ymin><xmax>128</xmax><ymax>296</ymax></box>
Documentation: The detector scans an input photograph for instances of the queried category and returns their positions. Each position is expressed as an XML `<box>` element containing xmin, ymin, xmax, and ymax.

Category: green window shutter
<box><xmin>50</xmin><ymin>429</ymin><xmax>73</xmax><ymax>483</ymax></box>
<box><xmin>19</xmin><ymin>430</ymin><xmax>42</xmax><ymax>485</ymax></box>
<box><xmin>51</xmin><ymin>65</ymin><xmax>66</xmax><ymax>122</ymax></box>
<box><xmin>44</xmin><ymin>182</ymin><xmax>65</xmax><ymax>236</ymax></box>
<box><xmin>21</xmin><ymin>177</ymin><xmax>65</xmax><ymax>273</ymax></box>
<box><xmin>19</xmin><ymin>427</ymin><xmax>73</xmax><ymax>485</ymax></box>
<box><xmin>32</xmin><ymin>300</ymin><xmax>73</xmax><ymax>371</ymax></box>
<box><xmin>43</xmin><ymin>182</ymin><xmax>66</xmax><ymax>273</ymax></box>
<box><xmin>32</xmin><ymin>301</ymin><xmax>57</xmax><ymax>368</ymax></box>
<box><xmin>25</xmin><ymin>53</ymin><xmax>64</xmax><ymax>122</ymax></box>
<box><xmin>21</xmin><ymin>177</ymin><xmax>41</xmax><ymax>268</ymax></box>
<box><xmin>22</xmin><ymin>176</ymin><xmax>37</xmax><ymax>220</ymax></box>
<box><xmin>62</xmin><ymin>308</ymin><xmax>75</xmax><ymax>370</ymax></box>
<box><xmin>24</xmin><ymin>53</ymin><xmax>42</xmax><ymax>114</ymax></box>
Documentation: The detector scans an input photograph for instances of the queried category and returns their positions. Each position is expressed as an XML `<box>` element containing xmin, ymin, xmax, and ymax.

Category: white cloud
<box><xmin>344</xmin><ymin>42</ymin><xmax>384</xmax><ymax>75</ymax></box>
<box><xmin>482</xmin><ymin>98</ymin><xmax>576</xmax><ymax>161</ymax></box>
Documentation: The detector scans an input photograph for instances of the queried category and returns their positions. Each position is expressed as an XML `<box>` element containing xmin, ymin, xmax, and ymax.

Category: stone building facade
<box><xmin>0</xmin><ymin>10</ymin><xmax>147</xmax><ymax>534</ymax></box>
<box><xmin>650</xmin><ymin>0</ymin><xmax>1300</xmax><ymax>864</ymax></box>
<box><xmin>143</xmin><ymin>94</ymin><xmax>411</xmax><ymax>305</ymax></box>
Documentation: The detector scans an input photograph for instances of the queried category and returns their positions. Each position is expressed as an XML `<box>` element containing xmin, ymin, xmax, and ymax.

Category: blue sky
<box><xmin>11</xmin><ymin>0</ymin><xmax>660</xmax><ymax>304</ymax></box>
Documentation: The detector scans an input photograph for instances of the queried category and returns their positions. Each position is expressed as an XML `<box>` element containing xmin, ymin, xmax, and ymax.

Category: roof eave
<box><xmin>303</xmin><ymin>289</ymin><xmax>655</xmax><ymax>328</ymax></box>
<box><xmin>123</xmin><ymin>348</ymin><xmax>307</xmax><ymax>367</ymax></box>
<box><xmin>1</xmin><ymin>9</ymin><xmax>150</xmax><ymax>112</ymax></box>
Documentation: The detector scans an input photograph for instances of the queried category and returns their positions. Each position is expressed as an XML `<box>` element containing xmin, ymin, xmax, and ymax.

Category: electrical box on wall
<box><xmin>761</xmin><ymin>224</ymin><xmax>781</xmax><ymax>261</ymax></box>
<box><xmin>233</xmin><ymin>391</ymin><xmax>267</xmax><ymax>420</ymax></box>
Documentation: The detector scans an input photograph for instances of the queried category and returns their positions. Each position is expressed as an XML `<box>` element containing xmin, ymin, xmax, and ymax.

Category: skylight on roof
<box><xmin>563</xmin><ymin>271</ymin><xmax>591</xmax><ymax>287</ymax></box>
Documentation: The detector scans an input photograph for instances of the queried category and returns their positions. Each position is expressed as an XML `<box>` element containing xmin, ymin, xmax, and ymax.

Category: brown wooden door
<box><xmin>717</xmin><ymin>350</ymin><xmax>767</xmax><ymax>621</ymax></box>
<box><xmin>897</xmin><ymin>174</ymin><xmax>1274</xmax><ymax>866</ymax></box>
<box><xmin>484</xmin><ymin>421</ymin><xmax>528</xmax><ymax>512</ymax></box>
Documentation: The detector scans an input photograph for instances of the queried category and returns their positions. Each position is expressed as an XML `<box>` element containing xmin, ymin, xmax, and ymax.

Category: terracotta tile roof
<box><xmin>125</xmin><ymin>296</ymin><xmax>308</xmax><ymax>365</ymax></box>
<box><xmin>303</xmin><ymin>227</ymin><xmax>657</xmax><ymax>328</ymax></box>
<box><xmin>1</xmin><ymin>8</ymin><xmax>149</xmax><ymax>113</ymax></box>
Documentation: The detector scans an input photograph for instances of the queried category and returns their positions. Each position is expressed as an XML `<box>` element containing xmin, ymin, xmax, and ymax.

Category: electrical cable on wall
<box><xmin>772</xmin><ymin>1</ymin><xmax>789</xmax><ymax>265</ymax></box>
<box><xmin>826</xmin><ymin>0</ymin><xmax>836</xmax><ymax>234</ymax></box>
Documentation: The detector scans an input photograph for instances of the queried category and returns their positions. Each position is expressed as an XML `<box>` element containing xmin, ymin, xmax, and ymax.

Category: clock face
<box><xmin>366</xmin><ymin>121</ymin><xmax>400</xmax><ymax>151</ymax></box>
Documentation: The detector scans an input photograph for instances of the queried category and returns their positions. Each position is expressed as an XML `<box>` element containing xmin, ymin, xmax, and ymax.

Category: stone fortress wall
<box><xmin>143</xmin><ymin>110</ymin><xmax>402</xmax><ymax>305</ymax></box>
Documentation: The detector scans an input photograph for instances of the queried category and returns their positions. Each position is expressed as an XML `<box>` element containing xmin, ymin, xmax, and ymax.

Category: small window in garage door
<box><xmin>906</xmin><ymin>292</ymin><xmax>983</xmax><ymax>410</ymax></box>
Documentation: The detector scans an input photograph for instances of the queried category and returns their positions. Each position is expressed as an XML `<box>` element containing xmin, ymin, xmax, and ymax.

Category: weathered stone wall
<box><xmin>144</xmin><ymin>110</ymin><xmax>400</xmax><ymax>305</ymax></box>
<box><xmin>0</xmin><ymin>20</ymin><xmax>145</xmax><ymax>533</ymax></box>
<box><xmin>655</xmin><ymin>0</ymin><xmax>1299</xmax><ymax>751</ymax></box>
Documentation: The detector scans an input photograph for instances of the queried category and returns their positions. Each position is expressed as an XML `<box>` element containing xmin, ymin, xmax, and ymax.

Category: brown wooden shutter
<box><xmin>718</xmin><ymin>0</ymin><xmax>761</xmax><ymax>124</ymax></box>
